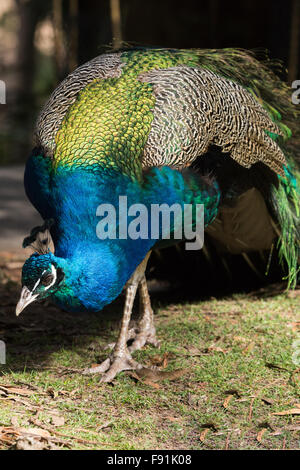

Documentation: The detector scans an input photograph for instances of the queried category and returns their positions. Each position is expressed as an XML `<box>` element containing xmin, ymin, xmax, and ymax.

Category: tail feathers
<box><xmin>270</xmin><ymin>164</ymin><xmax>300</xmax><ymax>288</ymax></box>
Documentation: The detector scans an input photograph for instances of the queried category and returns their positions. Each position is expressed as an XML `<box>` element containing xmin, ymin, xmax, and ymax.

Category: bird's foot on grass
<box><xmin>82</xmin><ymin>348</ymin><xmax>143</xmax><ymax>383</ymax></box>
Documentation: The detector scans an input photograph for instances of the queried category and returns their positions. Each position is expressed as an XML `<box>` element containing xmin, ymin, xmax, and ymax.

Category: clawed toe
<box><xmin>82</xmin><ymin>357</ymin><xmax>111</xmax><ymax>375</ymax></box>
<box><xmin>82</xmin><ymin>350</ymin><xmax>142</xmax><ymax>382</ymax></box>
<box><xmin>100</xmin><ymin>355</ymin><xmax>142</xmax><ymax>383</ymax></box>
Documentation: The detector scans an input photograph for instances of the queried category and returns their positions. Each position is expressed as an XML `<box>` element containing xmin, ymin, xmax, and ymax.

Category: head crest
<box><xmin>22</xmin><ymin>219</ymin><xmax>54</xmax><ymax>254</ymax></box>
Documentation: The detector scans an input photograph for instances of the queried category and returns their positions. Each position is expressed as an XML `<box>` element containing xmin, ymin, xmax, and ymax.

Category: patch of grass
<box><xmin>0</xmin><ymin>280</ymin><xmax>299</xmax><ymax>450</ymax></box>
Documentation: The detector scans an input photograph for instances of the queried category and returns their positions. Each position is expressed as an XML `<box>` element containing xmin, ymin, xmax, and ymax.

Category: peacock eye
<box><xmin>41</xmin><ymin>274</ymin><xmax>54</xmax><ymax>287</ymax></box>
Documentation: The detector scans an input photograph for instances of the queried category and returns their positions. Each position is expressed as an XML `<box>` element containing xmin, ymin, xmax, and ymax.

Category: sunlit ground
<box><xmin>0</xmin><ymin>253</ymin><xmax>299</xmax><ymax>450</ymax></box>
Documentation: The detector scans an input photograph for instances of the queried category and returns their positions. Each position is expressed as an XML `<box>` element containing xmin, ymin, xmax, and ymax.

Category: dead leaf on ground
<box><xmin>223</xmin><ymin>394</ymin><xmax>234</xmax><ymax>409</ymax></box>
<box><xmin>128</xmin><ymin>371</ymin><xmax>161</xmax><ymax>389</ymax></box>
<box><xmin>200</xmin><ymin>427</ymin><xmax>210</xmax><ymax>442</ymax></box>
<box><xmin>18</xmin><ymin>427</ymin><xmax>51</xmax><ymax>438</ymax></box>
<box><xmin>256</xmin><ymin>428</ymin><xmax>267</xmax><ymax>442</ymax></box>
<box><xmin>135</xmin><ymin>367</ymin><xmax>189</xmax><ymax>383</ymax></box>
<box><xmin>199</xmin><ymin>422</ymin><xmax>218</xmax><ymax>442</ymax></box>
<box><xmin>223</xmin><ymin>390</ymin><xmax>242</xmax><ymax>409</ymax></box>
<box><xmin>149</xmin><ymin>352</ymin><xmax>170</xmax><ymax>368</ymax></box>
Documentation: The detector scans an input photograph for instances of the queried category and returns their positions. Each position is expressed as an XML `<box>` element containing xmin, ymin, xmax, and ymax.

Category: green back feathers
<box><xmin>53</xmin><ymin>49</ymin><xmax>202</xmax><ymax>179</ymax></box>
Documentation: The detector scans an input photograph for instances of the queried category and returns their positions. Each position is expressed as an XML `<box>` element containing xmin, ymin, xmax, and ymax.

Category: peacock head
<box><xmin>16</xmin><ymin>221</ymin><xmax>141</xmax><ymax>315</ymax></box>
<box><xmin>16</xmin><ymin>252</ymin><xmax>65</xmax><ymax>316</ymax></box>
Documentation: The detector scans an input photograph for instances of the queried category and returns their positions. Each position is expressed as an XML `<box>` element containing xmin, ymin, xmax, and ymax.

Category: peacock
<box><xmin>16</xmin><ymin>48</ymin><xmax>300</xmax><ymax>382</ymax></box>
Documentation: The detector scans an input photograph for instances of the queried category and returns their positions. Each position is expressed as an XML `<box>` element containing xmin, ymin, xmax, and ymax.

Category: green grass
<box><xmin>0</xmin><ymin>280</ymin><xmax>299</xmax><ymax>450</ymax></box>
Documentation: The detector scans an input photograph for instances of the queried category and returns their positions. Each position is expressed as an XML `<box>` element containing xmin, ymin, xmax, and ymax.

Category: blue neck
<box><xmin>34</xmin><ymin>165</ymin><xmax>220</xmax><ymax>312</ymax></box>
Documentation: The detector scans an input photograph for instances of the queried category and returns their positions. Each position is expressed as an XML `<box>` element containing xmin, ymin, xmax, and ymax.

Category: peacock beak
<box><xmin>16</xmin><ymin>286</ymin><xmax>39</xmax><ymax>316</ymax></box>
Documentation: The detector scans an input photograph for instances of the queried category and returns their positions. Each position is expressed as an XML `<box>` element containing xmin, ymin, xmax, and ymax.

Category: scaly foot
<box><xmin>105</xmin><ymin>323</ymin><xmax>160</xmax><ymax>352</ymax></box>
<box><xmin>129</xmin><ymin>323</ymin><xmax>160</xmax><ymax>352</ymax></box>
<box><xmin>104</xmin><ymin>326</ymin><xmax>137</xmax><ymax>350</ymax></box>
<box><xmin>82</xmin><ymin>349</ymin><xmax>143</xmax><ymax>382</ymax></box>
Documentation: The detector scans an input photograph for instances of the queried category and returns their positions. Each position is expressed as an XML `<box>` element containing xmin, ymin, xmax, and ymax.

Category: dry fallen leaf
<box><xmin>223</xmin><ymin>394</ymin><xmax>234</xmax><ymax>409</ymax></box>
<box><xmin>18</xmin><ymin>427</ymin><xmax>51</xmax><ymax>438</ymax></box>
<box><xmin>143</xmin><ymin>379</ymin><xmax>160</xmax><ymax>389</ymax></box>
<box><xmin>199</xmin><ymin>422</ymin><xmax>218</xmax><ymax>442</ymax></box>
<box><xmin>200</xmin><ymin>428</ymin><xmax>210</xmax><ymax>442</ymax></box>
<box><xmin>257</xmin><ymin>428</ymin><xmax>267</xmax><ymax>442</ymax></box>
<box><xmin>129</xmin><ymin>371</ymin><xmax>161</xmax><ymax>389</ymax></box>
<box><xmin>149</xmin><ymin>352</ymin><xmax>170</xmax><ymax>368</ymax></box>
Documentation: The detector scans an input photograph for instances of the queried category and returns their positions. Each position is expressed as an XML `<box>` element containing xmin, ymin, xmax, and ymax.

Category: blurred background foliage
<box><xmin>0</xmin><ymin>0</ymin><xmax>299</xmax><ymax>166</ymax></box>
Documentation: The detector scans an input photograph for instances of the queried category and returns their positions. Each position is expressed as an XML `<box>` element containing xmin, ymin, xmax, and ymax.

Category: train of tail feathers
<box><xmin>16</xmin><ymin>47</ymin><xmax>299</xmax><ymax>382</ymax></box>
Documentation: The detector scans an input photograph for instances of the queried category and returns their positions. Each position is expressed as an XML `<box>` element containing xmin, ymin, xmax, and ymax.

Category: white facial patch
<box><xmin>33</xmin><ymin>265</ymin><xmax>57</xmax><ymax>293</ymax></box>
<box><xmin>32</xmin><ymin>278</ymin><xmax>41</xmax><ymax>292</ymax></box>
<box><xmin>44</xmin><ymin>264</ymin><xmax>57</xmax><ymax>291</ymax></box>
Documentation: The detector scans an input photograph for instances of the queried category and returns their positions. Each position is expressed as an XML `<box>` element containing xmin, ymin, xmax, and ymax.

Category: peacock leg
<box><xmin>128</xmin><ymin>275</ymin><xmax>160</xmax><ymax>353</ymax></box>
<box><xmin>82</xmin><ymin>253</ymin><xmax>150</xmax><ymax>382</ymax></box>
<box><xmin>104</xmin><ymin>327</ymin><xmax>137</xmax><ymax>351</ymax></box>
